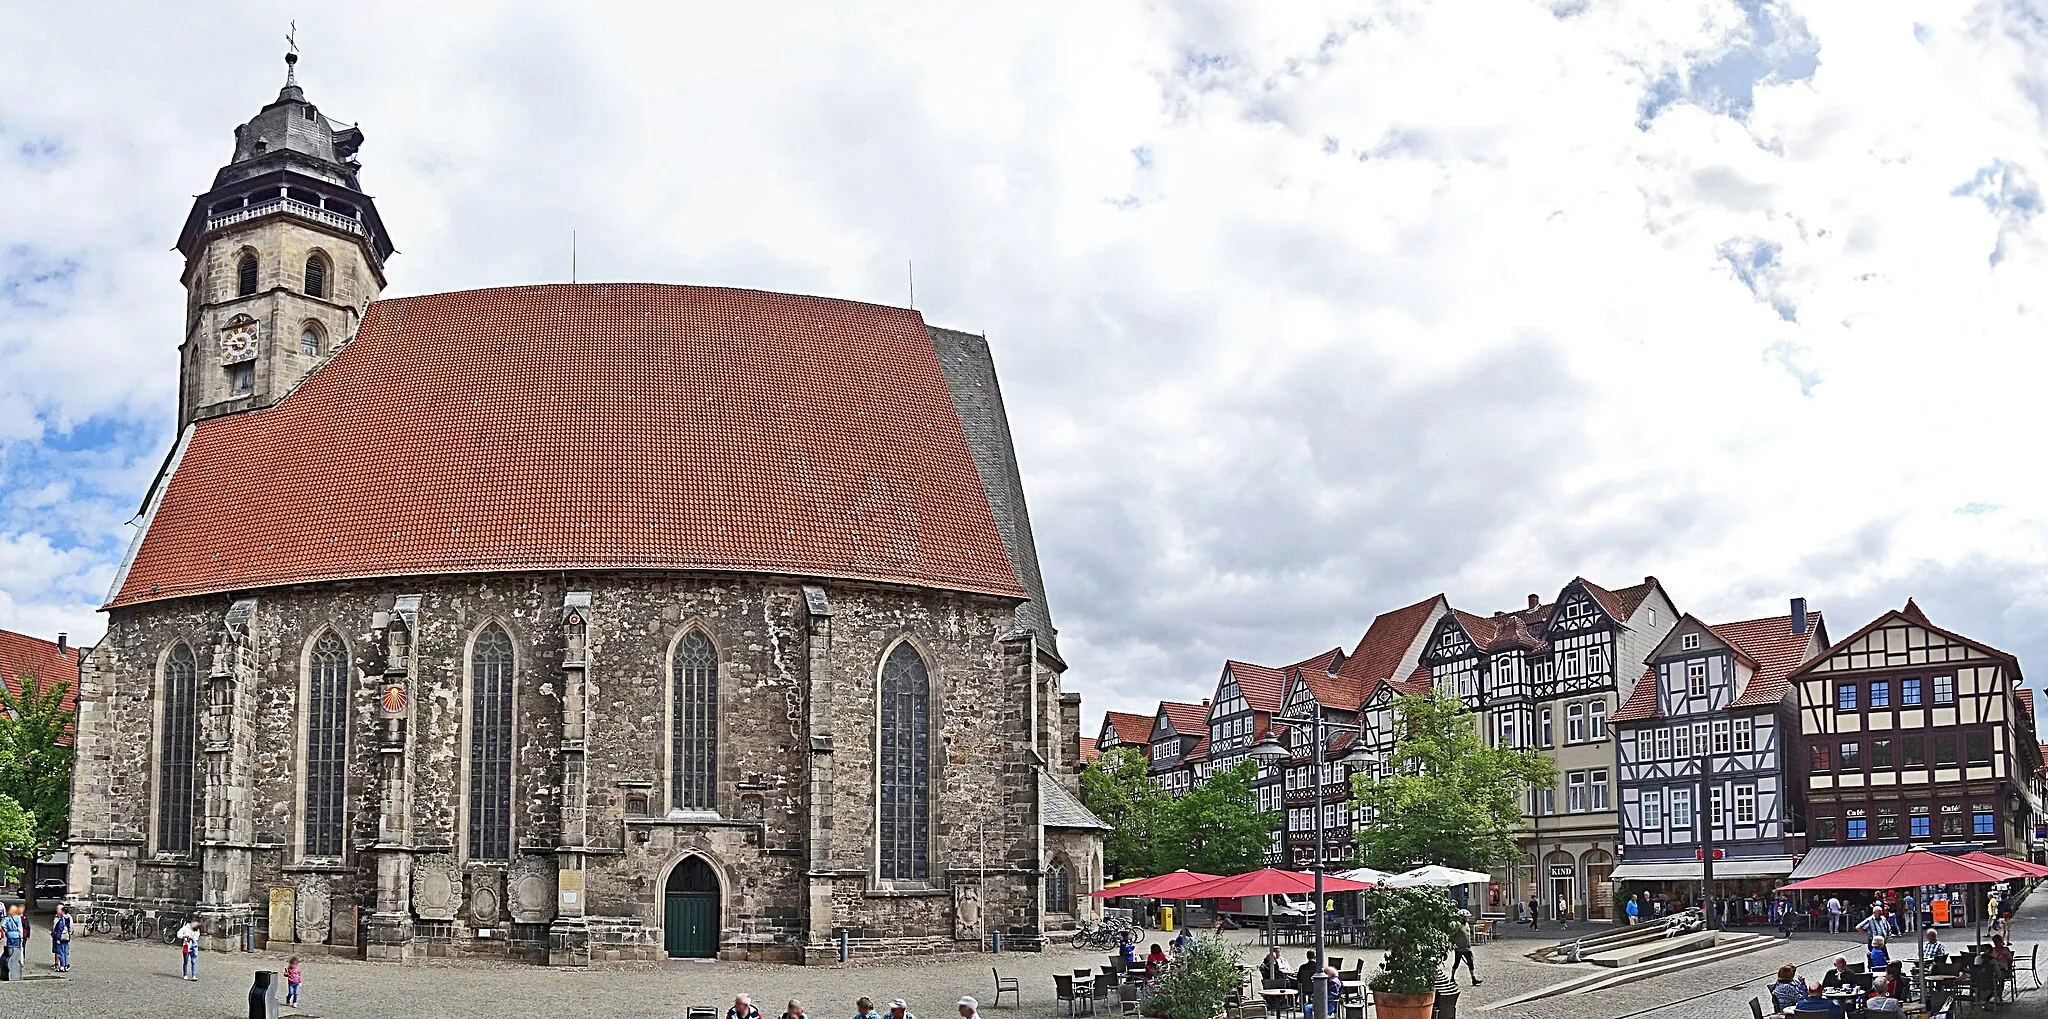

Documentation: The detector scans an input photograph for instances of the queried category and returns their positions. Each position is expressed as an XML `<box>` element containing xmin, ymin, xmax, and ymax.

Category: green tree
<box><xmin>1350</xmin><ymin>693</ymin><xmax>1556</xmax><ymax>874</ymax></box>
<box><xmin>0</xmin><ymin>666</ymin><xmax>75</xmax><ymax>900</ymax></box>
<box><xmin>1165</xmin><ymin>759</ymin><xmax>1276</xmax><ymax>875</ymax></box>
<box><xmin>0</xmin><ymin>795</ymin><xmax>35</xmax><ymax>887</ymax></box>
<box><xmin>1082</xmin><ymin>745</ymin><xmax>1175</xmax><ymax>880</ymax></box>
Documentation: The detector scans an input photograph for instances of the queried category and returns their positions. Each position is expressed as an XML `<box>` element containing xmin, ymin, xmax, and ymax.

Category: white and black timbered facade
<box><xmin>1148</xmin><ymin>700</ymin><xmax>1210</xmax><ymax>798</ymax></box>
<box><xmin>1274</xmin><ymin>667</ymin><xmax>1360</xmax><ymax>867</ymax></box>
<box><xmin>1793</xmin><ymin>601</ymin><xmax>2042</xmax><ymax>855</ymax></box>
<box><xmin>1612</xmin><ymin>603</ymin><xmax>1825</xmax><ymax>893</ymax></box>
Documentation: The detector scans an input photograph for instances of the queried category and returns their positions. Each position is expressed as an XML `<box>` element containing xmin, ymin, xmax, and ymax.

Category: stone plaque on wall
<box><xmin>508</xmin><ymin>857</ymin><xmax>557</xmax><ymax>924</ymax></box>
<box><xmin>267</xmin><ymin>887</ymin><xmax>296</xmax><ymax>946</ymax></box>
<box><xmin>295</xmin><ymin>875</ymin><xmax>330</xmax><ymax>943</ymax></box>
<box><xmin>412</xmin><ymin>853</ymin><xmax>458</xmax><ymax>921</ymax></box>
<box><xmin>953</xmin><ymin>882</ymin><xmax>982</xmax><ymax>941</ymax></box>
<box><xmin>470</xmin><ymin>871</ymin><xmax>504</xmax><ymax>925</ymax></box>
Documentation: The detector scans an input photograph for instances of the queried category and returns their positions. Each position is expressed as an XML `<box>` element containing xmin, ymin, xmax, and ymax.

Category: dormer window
<box><xmin>1681</xmin><ymin>633</ymin><xmax>1700</xmax><ymax>650</ymax></box>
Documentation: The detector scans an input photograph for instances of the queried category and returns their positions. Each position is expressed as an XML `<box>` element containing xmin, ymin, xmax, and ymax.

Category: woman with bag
<box><xmin>50</xmin><ymin>904</ymin><xmax>71</xmax><ymax>972</ymax></box>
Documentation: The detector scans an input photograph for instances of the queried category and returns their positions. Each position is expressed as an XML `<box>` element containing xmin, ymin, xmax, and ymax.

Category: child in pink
<box><xmin>285</xmin><ymin>956</ymin><xmax>302</xmax><ymax>1006</ymax></box>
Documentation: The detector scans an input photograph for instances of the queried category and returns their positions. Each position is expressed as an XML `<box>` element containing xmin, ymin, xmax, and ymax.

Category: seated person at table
<box><xmin>1259</xmin><ymin>947</ymin><xmax>1290</xmax><ymax>987</ymax></box>
<box><xmin>1793</xmin><ymin>980</ymin><xmax>1845</xmax><ymax>1019</ymax></box>
<box><xmin>1145</xmin><ymin>944</ymin><xmax>1169</xmax><ymax>979</ymax></box>
<box><xmin>1867</xmin><ymin>936</ymin><xmax>1890</xmax><ymax>973</ymax></box>
<box><xmin>1295</xmin><ymin>950</ymin><xmax>1322</xmax><ymax>998</ymax></box>
<box><xmin>1768</xmin><ymin>965</ymin><xmax>1805</xmax><ymax>1013</ymax></box>
<box><xmin>1864</xmin><ymin>976</ymin><xmax>1902</xmax><ymax>1015</ymax></box>
<box><xmin>1172</xmin><ymin>929</ymin><xmax>1194</xmax><ymax>955</ymax></box>
<box><xmin>1920</xmin><ymin>930</ymin><xmax>1948</xmax><ymax>963</ymax></box>
<box><xmin>1820</xmin><ymin>958</ymin><xmax>1855</xmax><ymax>989</ymax></box>
<box><xmin>1299</xmin><ymin>967</ymin><xmax>1339</xmax><ymax>1019</ymax></box>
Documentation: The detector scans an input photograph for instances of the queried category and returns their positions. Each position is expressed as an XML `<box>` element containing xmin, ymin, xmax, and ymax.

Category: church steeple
<box><xmin>173</xmin><ymin>45</ymin><xmax>396</xmax><ymax>429</ymax></box>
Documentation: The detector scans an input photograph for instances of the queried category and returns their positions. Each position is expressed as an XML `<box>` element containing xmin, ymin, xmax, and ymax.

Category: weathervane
<box><xmin>284</xmin><ymin>20</ymin><xmax>300</xmax><ymax>85</ymax></box>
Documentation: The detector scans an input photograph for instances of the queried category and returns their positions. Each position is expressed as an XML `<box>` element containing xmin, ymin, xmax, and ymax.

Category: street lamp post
<box><xmin>1699</xmin><ymin>750</ymin><xmax>1715</xmax><ymax>931</ymax></box>
<box><xmin>1250</xmin><ymin>714</ymin><xmax>1372</xmax><ymax>1019</ymax></box>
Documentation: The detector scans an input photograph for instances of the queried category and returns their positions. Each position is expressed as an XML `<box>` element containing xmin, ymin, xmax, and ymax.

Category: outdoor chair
<box><xmin>2016</xmin><ymin>945</ymin><xmax>2040</xmax><ymax>992</ymax></box>
<box><xmin>688</xmin><ymin>1008</ymin><xmax>718</xmax><ymax>1019</ymax></box>
<box><xmin>1749</xmin><ymin>998</ymin><xmax>1767</xmax><ymax>1019</ymax></box>
<box><xmin>993</xmin><ymin>968</ymin><xmax>1021</xmax><ymax>1008</ymax></box>
<box><xmin>1054</xmin><ymin>973</ymin><xmax>1094</xmax><ymax>1017</ymax></box>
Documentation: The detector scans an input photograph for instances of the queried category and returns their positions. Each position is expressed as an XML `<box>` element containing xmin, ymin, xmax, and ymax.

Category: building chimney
<box><xmin>56</xmin><ymin>632</ymin><xmax>66</xmax><ymax>653</ymax></box>
<box><xmin>1790</xmin><ymin>598</ymin><xmax>1808</xmax><ymax>634</ymax></box>
<box><xmin>1528</xmin><ymin>594</ymin><xmax>1541</xmax><ymax>610</ymax></box>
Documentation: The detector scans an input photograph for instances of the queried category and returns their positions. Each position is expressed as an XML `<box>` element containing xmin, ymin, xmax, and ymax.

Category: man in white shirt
<box><xmin>175</xmin><ymin>919</ymin><xmax>201</xmax><ymax>980</ymax></box>
<box><xmin>1827</xmin><ymin>896</ymin><xmax>1843</xmax><ymax>934</ymax></box>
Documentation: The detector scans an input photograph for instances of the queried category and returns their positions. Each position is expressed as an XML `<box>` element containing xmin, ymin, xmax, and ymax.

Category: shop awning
<box><xmin>1786</xmin><ymin>844</ymin><xmax>1909</xmax><ymax>881</ymax></box>
<box><xmin>1610</xmin><ymin>857</ymin><xmax>1796</xmax><ymax>881</ymax></box>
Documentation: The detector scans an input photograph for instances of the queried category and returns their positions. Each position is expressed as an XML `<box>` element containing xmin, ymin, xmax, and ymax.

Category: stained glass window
<box><xmin>671</xmin><ymin>631</ymin><xmax>718</xmax><ymax>811</ymax></box>
<box><xmin>878</xmin><ymin>643</ymin><xmax>931</xmax><ymax>880</ymax></box>
<box><xmin>304</xmin><ymin>633</ymin><xmax>350</xmax><ymax>856</ymax></box>
<box><xmin>158</xmin><ymin>643</ymin><xmax>199</xmax><ymax>853</ymax></box>
<box><xmin>467</xmin><ymin>624</ymin><xmax>515</xmax><ymax>860</ymax></box>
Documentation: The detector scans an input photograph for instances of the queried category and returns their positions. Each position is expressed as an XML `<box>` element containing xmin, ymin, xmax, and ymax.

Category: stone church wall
<box><xmin>72</xmin><ymin>569</ymin><xmax>1071</xmax><ymax>964</ymax></box>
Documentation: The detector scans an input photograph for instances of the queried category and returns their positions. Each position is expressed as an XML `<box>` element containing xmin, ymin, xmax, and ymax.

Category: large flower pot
<box><xmin>1371</xmin><ymin>991</ymin><xmax>1436</xmax><ymax>1019</ymax></box>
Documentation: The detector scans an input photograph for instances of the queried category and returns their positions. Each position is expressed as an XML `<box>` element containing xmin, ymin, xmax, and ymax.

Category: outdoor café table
<box><xmin>1260</xmin><ymin>987</ymin><xmax>1300</xmax><ymax>1017</ymax></box>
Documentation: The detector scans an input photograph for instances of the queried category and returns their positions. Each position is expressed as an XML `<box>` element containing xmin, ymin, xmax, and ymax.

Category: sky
<box><xmin>4</xmin><ymin>1</ymin><xmax>2048</xmax><ymax>733</ymax></box>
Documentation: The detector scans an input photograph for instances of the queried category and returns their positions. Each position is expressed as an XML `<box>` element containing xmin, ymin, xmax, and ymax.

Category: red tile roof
<box><xmin>1227</xmin><ymin>648</ymin><xmax>1342</xmax><ymax>712</ymax></box>
<box><xmin>1719</xmin><ymin>611</ymin><xmax>1826</xmax><ymax>708</ymax></box>
<box><xmin>1450</xmin><ymin>609</ymin><xmax>1500</xmax><ymax>648</ymax></box>
<box><xmin>109</xmin><ymin>284</ymin><xmax>1026</xmax><ymax>608</ymax></box>
<box><xmin>0</xmin><ymin>629</ymin><xmax>81</xmax><ymax>721</ymax></box>
<box><xmin>1101</xmin><ymin>711</ymin><xmax>1153</xmax><ymax>747</ymax></box>
<box><xmin>1613</xmin><ymin>578</ymin><xmax>1661</xmax><ymax>618</ymax></box>
<box><xmin>1337</xmin><ymin>595</ymin><xmax>1444</xmax><ymax>702</ymax></box>
<box><xmin>1612</xmin><ymin>668</ymin><xmax>1662</xmax><ymax>722</ymax></box>
<box><xmin>1576</xmin><ymin>578</ymin><xmax>1630</xmax><ymax>621</ymax></box>
<box><xmin>1394</xmin><ymin>664</ymin><xmax>1434</xmax><ymax>696</ymax></box>
<box><xmin>1080</xmin><ymin>737</ymin><xmax>1100</xmax><ymax>764</ymax></box>
<box><xmin>2019</xmin><ymin>689</ymin><xmax>2035</xmax><ymax>723</ymax></box>
<box><xmin>1790</xmin><ymin>600</ymin><xmax>2020</xmax><ymax>685</ymax></box>
<box><xmin>1156</xmin><ymin>700</ymin><xmax>1210</xmax><ymax>738</ymax></box>
<box><xmin>1187</xmin><ymin>737</ymin><xmax>1211</xmax><ymax>761</ymax></box>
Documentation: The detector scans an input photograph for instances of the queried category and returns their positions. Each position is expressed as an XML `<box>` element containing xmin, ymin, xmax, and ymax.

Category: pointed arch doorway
<box><xmin>663</xmin><ymin>857</ymin><xmax>721</xmax><ymax>958</ymax></box>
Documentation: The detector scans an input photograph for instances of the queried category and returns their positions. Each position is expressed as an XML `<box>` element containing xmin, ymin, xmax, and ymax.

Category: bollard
<box><xmin>249</xmin><ymin>969</ymin><xmax>280</xmax><ymax>1019</ymax></box>
<box><xmin>838</xmin><ymin>930</ymin><xmax>849</xmax><ymax>963</ymax></box>
<box><xmin>991</xmin><ymin>931</ymin><xmax>1002</xmax><ymax>953</ymax></box>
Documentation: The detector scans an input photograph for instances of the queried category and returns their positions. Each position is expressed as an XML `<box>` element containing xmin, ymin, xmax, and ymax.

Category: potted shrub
<box><xmin>1142</xmin><ymin>934</ymin><xmax>1245</xmax><ymax>1019</ymax></box>
<box><xmin>1362</xmin><ymin>887</ymin><xmax>1463</xmax><ymax>1019</ymax></box>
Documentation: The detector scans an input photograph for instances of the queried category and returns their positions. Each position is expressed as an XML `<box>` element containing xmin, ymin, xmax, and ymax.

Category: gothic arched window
<box><xmin>304</xmin><ymin>632</ymin><xmax>350</xmax><ymax>857</ymax></box>
<box><xmin>467</xmin><ymin>624</ymin><xmax>515</xmax><ymax>860</ymax></box>
<box><xmin>158</xmin><ymin>643</ymin><xmax>199</xmax><ymax>853</ymax></box>
<box><xmin>1045</xmin><ymin>857</ymin><xmax>1073</xmax><ymax>914</ymax></box>
<box><xmin>298</xmin><ymin>322</ymin><xmax>322</xmax><ymax>355</ymax></box>
<box><xmin>236</xmin><ymin>253</ymin><xmax>259</xmax><ymax>297</ymax></box>
<box><xmin>303</xmin><ymin>255</ymin><xmax>328</xmax><ymax>299</ymax></box>
<box><xmin>670</xmin><ymin>630</ymin><xmax>718</xmax><ymax>811</ymax></box>
<box><xmin>878</xmin><ymin>642</ymin><xmax>931</xmax><ymax>880</ymax></box>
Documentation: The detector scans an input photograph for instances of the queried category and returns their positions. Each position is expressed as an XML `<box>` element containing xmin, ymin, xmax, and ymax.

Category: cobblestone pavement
<box><xmin>0</xmin><ymin>909</ymin><xmax>2020</xmax><ymax>1019</ymax></box>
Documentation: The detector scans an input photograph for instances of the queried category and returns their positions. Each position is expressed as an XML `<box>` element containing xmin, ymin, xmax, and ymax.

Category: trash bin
<box><xmin>1161</xmin><ymin>906</ymin><xmax>1174</xmax><ymax>932</ymax></box>
<box><xmin>249</xmin><ymin>969</ymin><xmax>280</xmax><ymax>1019</ymax></box>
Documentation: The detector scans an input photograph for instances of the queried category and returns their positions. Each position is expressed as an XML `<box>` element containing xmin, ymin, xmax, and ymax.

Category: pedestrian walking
<box><xmin>1</xmin><ymin>903</ymin><xmax>24</xmax><ymax>979</ymax></box>
<box><xmin>51</xmin><ymin>904</ymin><xmax>71</xmax><ymax>972</ymax></box>
<box><xmin>1902</xmin><ymin>893</ymin><xmax>1917</xmax><ymax>933</ymax></box>
<box><xmin>285</xmin><ymin>956</ymin><xmax>302</xmax><ymax>1006</ymax></box>
<box><xmin>1625</xmin><ymin>896</ymin><xmax>1638</xmax><ymax>925</ymax></box>
<box><xmin>1555</xmin><ymin>894</ymin><xmax>1570</xmax><ymax>928</ymax></box>
<box><xmin>1450</xmin><ymin>910</ymin><xmax>1481</xmax><ymax>986</ymax></box>
<box><xmin>1526</xmin><ymin>895</ymin><xmax>1540</xmax><ymax>930</ymax></box>
<box><xmin>175</xmin><ymin>917</ymin><xmax>201</xmax><ymax>980</ymax></box>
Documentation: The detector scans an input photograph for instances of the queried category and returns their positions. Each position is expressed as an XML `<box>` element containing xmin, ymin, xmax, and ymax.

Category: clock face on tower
<box><xmin>219</xmin><ymin>318</ymin><xmax>259</xmax><ymax>363</ymax></box>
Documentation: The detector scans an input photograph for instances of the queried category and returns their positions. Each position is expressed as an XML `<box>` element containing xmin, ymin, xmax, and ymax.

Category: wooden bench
<box><xmin>1473</xmin><ymin>920</ymin><xmax>1495</xmax><ymax>943</ymax></box>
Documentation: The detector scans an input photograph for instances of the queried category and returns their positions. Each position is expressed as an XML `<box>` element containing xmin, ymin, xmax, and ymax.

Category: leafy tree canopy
<box><xmin>1351</xmin><ymin>693</ymin><xmax>1557</xmax><ymax>874</ymax></box>
<box><xmin>0</xmin><ymin>794</ymin><xmax>35</xmax><ymax>885</ymax></box>
<box><xmin>0</xmin><ymin>666</ymin><xmax>75</xmax><ymax>890</ymax></box>
<box><xmin>1164</xmin><ymin>759</ymin><xmax>1274</xmax><ymax>876</ymax></box>
<box><xmin>1082</xmin><ymin>745</ymin><xmax>1176</xmax><ymax>880</ymax></box>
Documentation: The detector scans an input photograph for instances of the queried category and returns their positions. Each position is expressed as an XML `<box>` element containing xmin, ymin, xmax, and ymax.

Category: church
<box><xmin>67</xmin><ymin>52</ymin><xmax>1106</xmax><ymax>965</ymax></box>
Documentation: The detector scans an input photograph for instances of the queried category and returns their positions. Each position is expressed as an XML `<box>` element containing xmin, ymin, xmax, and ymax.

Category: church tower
<box><xmin>175</xmin><ymin>48</ymin><xmax>395</xmax><ymax>429</ymax></box>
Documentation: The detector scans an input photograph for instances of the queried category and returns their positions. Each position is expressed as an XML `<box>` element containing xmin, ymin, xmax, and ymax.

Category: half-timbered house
<box><xmin>1148</xmin><ymin>699</ymin><xmax>1211</xmax><ymax>798</ymax></box>
<box><xmin>1611</xmin><ymin>602</ymin><xmax>1827</xmax><ymax>903</ymax></box>
<box><xmin>1792</xmin><ymin>600</ymin><xmax>2042</xmax><ymax>857</ymax></box>
<box><xmin>1096</xmin><ymin>710</ymin><xmax>1155</xmax><ymax>763</ymax></box>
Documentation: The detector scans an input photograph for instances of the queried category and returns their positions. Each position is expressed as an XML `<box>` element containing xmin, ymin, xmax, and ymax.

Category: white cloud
<box><xmin>3</xmin><ymin>1</ymin><xmax>2046</xmax><ymax>729</ymax></box>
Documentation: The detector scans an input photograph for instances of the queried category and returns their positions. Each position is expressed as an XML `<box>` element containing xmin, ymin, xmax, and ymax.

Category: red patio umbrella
<box><xmin>1960</xmin><ymin>852</ymin><xmax>2048</xmax><ymax>879</ymax></box>
<box><xmin>1088</xmin><ymin>870</ymin><xmax>1221</xmax><ymax>899</ymax></box>
<box><xmin>1175</xmin><ymin>868</ymin><xmax>1373</xmax><ymax>899</ymax></box>
<box><xmin>1778</xmin><ymin>849</ymin><xmax>2013</xmax><ymax>892</ymax></box>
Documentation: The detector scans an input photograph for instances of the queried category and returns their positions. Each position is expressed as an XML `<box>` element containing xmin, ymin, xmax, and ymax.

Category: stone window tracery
<box><xmin>1045</xmin><ymin>857</ymin><xmax>1073</xmax><ymax>914</ymax></box>
<box><xmin>468</xmin><ymin>624</ymin><xmax>515</xmax><ymax>860</ymax></box>
<box><xmin>878</xmin><ymin>642</ymin><xmax>931</xmax><ymax>880</ymax></box>
<box><xmin>158</xmin><ymin>643</ymin><xmax>199</xmax><ymax>853</ymax></box>
<box><xmin>671</xmin><ymin>630</ymin><xmax>718</xmax><ymax>811</ymax></box>
<box><xmin>304</xmin><ymin>632</ymin><xmax>349</xmax><ymax>857</ymax></box>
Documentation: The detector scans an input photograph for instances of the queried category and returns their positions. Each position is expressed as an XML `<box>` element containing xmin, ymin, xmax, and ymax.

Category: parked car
<box><xmin>33</xmin><ymin>878</ymin><xmax>66</xmax><ymax>898</ymax></box>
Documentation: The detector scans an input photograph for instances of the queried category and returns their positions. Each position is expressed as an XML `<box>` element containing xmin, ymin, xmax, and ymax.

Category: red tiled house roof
<box><xmin>1101</xmin><ymin>711</ymin><xmax>1154</xmax><ymax>747</ymax></box>
<box><xmin>1718</xmin><ymin>611</ymin><xmax>1827</xmax><ymax>708</ymax></box>
<box><xmin>1612</xmin><ymin>668</ymin><xmax>1661</xmax><ymax>721</ymax></box>
<box><xmin>0</xmin><ymin>629</ymin><xmax>82</xmax><ymax>728</ymax></box>
<box><xmin>110</xmin><ymin>284</ymin><xmax>1027</xmax><ymax>608</ymax></box>
<box><xmin>1079</xmin><ymin>737</ymin><xmax>1100</xmax><ymax>763</ymax></box>
<box><xmin>1337</xmin><ymin>594</ymin><xmax>1445</xmax><ymax>701</ymax></box>
<box><xmin>1156</xmin><ymin>700</ymin><xmax>1210</xmax><ymax>737</ymax></box>
<box><xmin>1224</xmin><ymin>660</ymin><xmax>1288</xmax><ymax>712</ymax></box>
